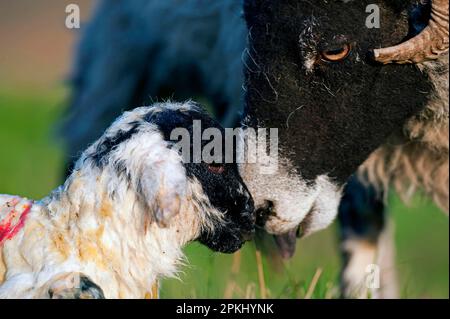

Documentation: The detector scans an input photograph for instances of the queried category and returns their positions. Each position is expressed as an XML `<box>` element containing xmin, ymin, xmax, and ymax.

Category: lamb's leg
<box><xmin>337</xmin><ymin>176</ymin><xmax>398</xmax><ymax>299</ymax></box>
<box><xmin>47</xmin><ymin>272</ymin><xmax>105</xmax><ymax>299</ymax></box>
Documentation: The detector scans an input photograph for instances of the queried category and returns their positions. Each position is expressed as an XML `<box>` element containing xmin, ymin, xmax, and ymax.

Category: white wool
<box><xmin>238</xmin><ymin>131</ymin><xmax>341</xmax><ymax>236</ymax></box>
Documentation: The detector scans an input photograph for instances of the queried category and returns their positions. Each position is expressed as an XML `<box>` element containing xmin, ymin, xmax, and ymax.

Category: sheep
<box><xmin>60</xmin><ymin>0</ymin><xmax>448</xmax><ymax>298</ymax></box>
<box><xmin>0</xmin><ymin>101</ymin><xmax>255</xmax><ymax>299</ymax></box>
<box><xmin>241</xmin><ymin>0</ymin><xmax>448</xmax><ymax>298</ymax></box>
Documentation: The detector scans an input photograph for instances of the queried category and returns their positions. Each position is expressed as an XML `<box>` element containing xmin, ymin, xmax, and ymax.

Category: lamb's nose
<box><xmin>241</xmin><ymin>228</ymin><xmax>255</xmax><ymax>241</ymax></box>
<box><xmin>246</xmin><ymin>202</ymin><xmax>255</xmax><ymax>214</ymax></box>
<box><xmin>246</xmin><ymin>204</ymin><xmax>256</xmax><ymax>223</ymax></box>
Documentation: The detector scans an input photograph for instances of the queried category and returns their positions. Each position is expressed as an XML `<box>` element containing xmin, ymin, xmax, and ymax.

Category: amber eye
<box><xmin>320</xmin><ymin>43</ymin><xmax>351</xmax><ymax>62</ymax></box>
<box><xmin>207</xmin><ymin>163</ymin><xmax>225</xmax><ymax>174</ymax></box>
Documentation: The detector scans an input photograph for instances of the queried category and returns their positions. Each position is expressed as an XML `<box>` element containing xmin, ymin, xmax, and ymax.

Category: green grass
<box><xmin>391</xmin><ymin>195</ymin><xmax>449</xmax><ymax>298</ymax></box>
<box><xmin>0</xmin><ymin>89</ymin><xmax>448</xmax><ymax>298</ymax></box>
<box><xmin>0</xmin><ymin>88</ymin><xmax>65</xmax><ymax>199</ymax></box>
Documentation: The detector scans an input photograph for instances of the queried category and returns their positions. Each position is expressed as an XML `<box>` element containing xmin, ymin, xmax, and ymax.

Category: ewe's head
<box><xmin>77</xmin><ymin>102</ymin><xmax>255</xmax><ymax>254</ymax></box>
<box><xmin>242</xmin><ymin>0</ymin><xmax>446</xmax><ymax>246</ymax></box>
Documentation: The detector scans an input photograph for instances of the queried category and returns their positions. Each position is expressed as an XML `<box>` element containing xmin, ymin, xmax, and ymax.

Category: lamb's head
<box><xmin>241</xmin><ymin>0</ymin><xmax>446</xmax><ymax>251</ymax></box>
<box><xmin>77</xmin><ymin>102</ymin><xmax>255</xmax><ymax>254</ymax></box>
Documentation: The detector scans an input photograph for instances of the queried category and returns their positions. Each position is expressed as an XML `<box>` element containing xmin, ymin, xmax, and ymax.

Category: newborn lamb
<box><xmin>0</xmin><ymin>101</ymin><xmax>255</xmax><ymax>299</ymax></box>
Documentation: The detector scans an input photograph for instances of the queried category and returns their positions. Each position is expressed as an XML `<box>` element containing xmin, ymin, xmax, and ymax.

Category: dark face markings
<box><xmin>89</xmin><ymin>123</ymin><xmax>140</xmax><ymax>167</ymax></box>
<box><xmin>147</xmin><ymin>105</ymin><xmax>255</xmax><ymax>253</ymax></box>
<box><xmin>243</xmin><ymin>0</ymin><xmax>433</xmax><ymax>184</ymax></box>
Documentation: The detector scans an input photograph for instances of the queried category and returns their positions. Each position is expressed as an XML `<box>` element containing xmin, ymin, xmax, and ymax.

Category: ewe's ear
<box><xmin>138</xmin><ymin>157</ymin><xmax>187</xmax><ymax>227</ymax></box>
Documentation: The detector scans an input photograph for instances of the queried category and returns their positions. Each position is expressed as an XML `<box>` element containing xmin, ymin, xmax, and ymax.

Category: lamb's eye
<box><xmin>320</xmin><ymin>43</ymin><xmax>351</xmax><ymax>62</ymax></box>
<box><xmin>207</xmin><ymin>163</ymin><xmax>225</xmax><ymax>174</ymax></box>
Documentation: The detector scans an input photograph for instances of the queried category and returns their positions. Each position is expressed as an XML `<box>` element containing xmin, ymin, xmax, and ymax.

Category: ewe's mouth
<box><xmin>272</xmin><ymin>203</ymin><xmax>316</xmax><ymax>259</ymax></box>
<box><xmin>273</xmin><ymin>229</ymin><xmax>298</xmax><ymax>259</ymax></box>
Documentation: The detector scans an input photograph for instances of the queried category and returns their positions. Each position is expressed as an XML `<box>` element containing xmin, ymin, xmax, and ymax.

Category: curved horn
<box><xmin>374</xmin><ymin>0</ymin><xmax>449</xmax><ymax>64</ymax></box>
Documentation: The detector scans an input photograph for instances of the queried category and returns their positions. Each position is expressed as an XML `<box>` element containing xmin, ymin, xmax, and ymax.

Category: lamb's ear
<box><xmin>138</xmin><ymin>158</ymin><xmax>187</xmax><ymax>227</ymax></box>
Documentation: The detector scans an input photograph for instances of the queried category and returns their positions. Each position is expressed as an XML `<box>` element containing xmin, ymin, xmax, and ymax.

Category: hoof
<box><xmin>48</xmin><ymin>273</ymin><xmax>105</xmax><ymax>299</ymax></box>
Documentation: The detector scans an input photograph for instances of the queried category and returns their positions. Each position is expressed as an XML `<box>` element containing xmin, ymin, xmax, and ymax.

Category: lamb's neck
<box><xmin>40</xmin><ymin>171</ymin><xmax>194</xmax><ymax>297</ymax></box>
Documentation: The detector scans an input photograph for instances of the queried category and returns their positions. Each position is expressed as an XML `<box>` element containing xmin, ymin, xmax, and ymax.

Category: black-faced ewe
<box><xmin>0</xmin><ymin>102</ymin><xmax>255</xmax><ymax>299</ymax></box>
<box><xmin>242</xmin><ymin>0</ymin><xmax>448</xmax><ymax>297</ymax></box>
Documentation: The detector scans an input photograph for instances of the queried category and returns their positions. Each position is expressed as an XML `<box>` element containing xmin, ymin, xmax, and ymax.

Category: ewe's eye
<box><xmin>320</xmin><ymin>43</ymin><xmax>351</xmax><ymax>62</ymax></box>
<box><xmin>207</xmin><ymin>163</ymin><xmax>225</xmax><ymax>174</ymax></box>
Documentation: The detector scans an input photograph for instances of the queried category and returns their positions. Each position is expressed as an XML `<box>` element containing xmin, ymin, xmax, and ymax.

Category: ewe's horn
<box><xmin>373</xmin><ymin>0</ymin><xmax>449</xmax><ymax>64</ymax></box>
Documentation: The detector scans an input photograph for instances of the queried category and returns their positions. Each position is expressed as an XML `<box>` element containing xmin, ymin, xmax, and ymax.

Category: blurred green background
<box><xmin>0</xmin><ymin>1</ymin><xmax>448</xmax><ymax>299</ymax></box>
